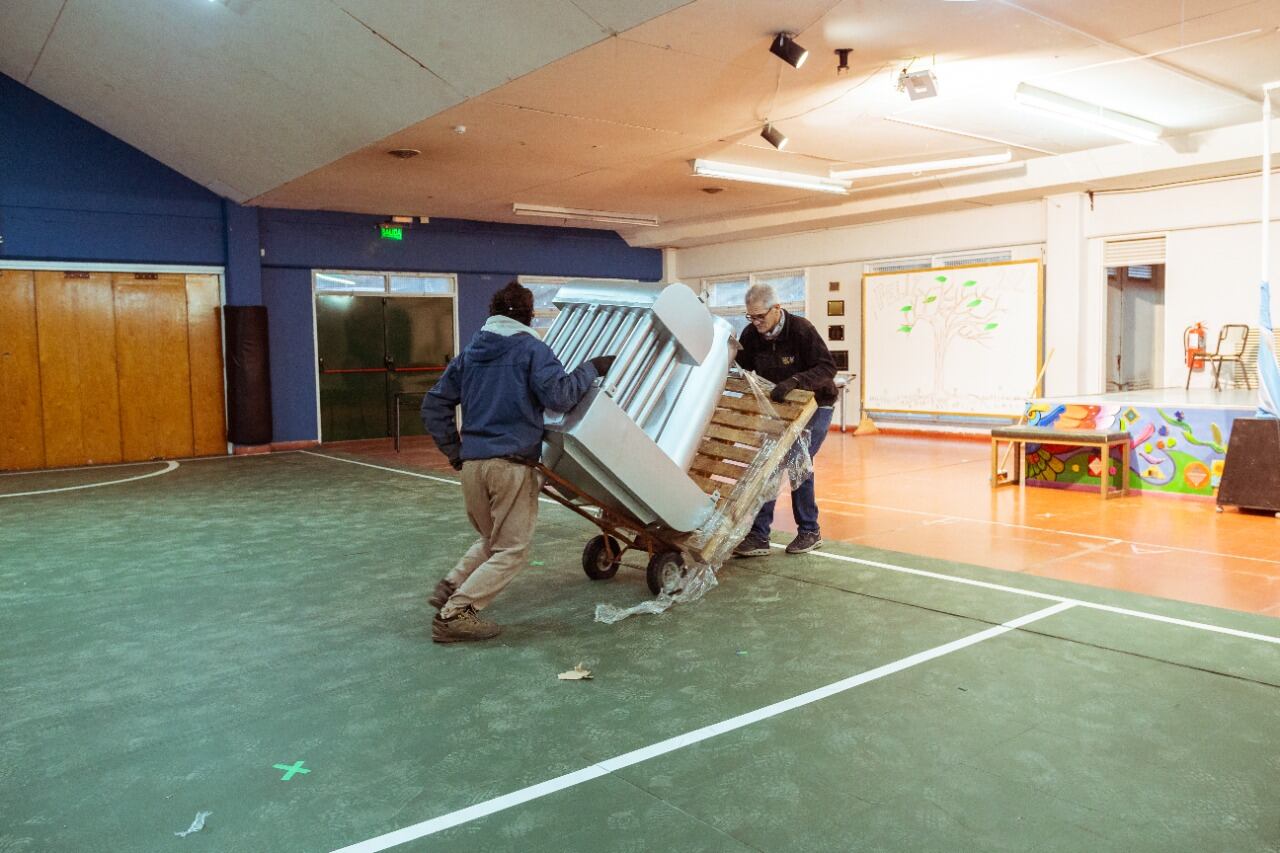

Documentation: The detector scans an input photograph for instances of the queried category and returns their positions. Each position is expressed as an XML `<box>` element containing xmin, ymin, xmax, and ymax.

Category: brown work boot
<box><xmin>432</xmin><ymin>605</ymin><xmax>502</xmax><ymax>644</ymax></box>
<box><xmin>427</xmin><ymin>577</ymin><xmax>456</xmax><ymax>611</ymax></box>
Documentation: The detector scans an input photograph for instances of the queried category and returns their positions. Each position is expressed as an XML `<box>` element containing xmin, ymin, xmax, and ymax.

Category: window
<box><xmin>866</xmin><ymin>249</ymin><xmax>1016</xmax><ymax>273</ymax></box>
<box><xmin>314</xmin><ymin>272</ymin><xmax>384</xmax><ymax>293</ymax></box>
<box><xmin>390</xmin><ymin>275</ymin><xmax>453</xmax><ymax>294</ymax></box>
<box><xmin>703</xmin><ymin>271</ymin><xmax>806</xmax><ymax>336</ymax></box>
<box><xmin>866</xmin><ymin>257</ymin><xmax>931</xmax><ymax>274</ymax></box>
<box><xmin>314</xmin><ymin>270</ymin><xmax>456</xmax><ymax>295</ymax></box>
<box><xmin>519</xmin><ymin>276</ymin><xmax>633</xmax><ymax>337</ymax></box>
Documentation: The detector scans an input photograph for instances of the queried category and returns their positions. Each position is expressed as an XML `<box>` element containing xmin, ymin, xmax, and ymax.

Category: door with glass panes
<box><xmin>314</xmin><ymin>272</ymin><xmax>455</xmax><ymax>441</ymax></box>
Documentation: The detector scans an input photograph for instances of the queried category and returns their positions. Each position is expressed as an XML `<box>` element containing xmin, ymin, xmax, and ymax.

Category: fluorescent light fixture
<box><xmin>691</xmin><ymin>159</ymin><xmax>850</xmax><ymax>194</ymax></box>
<box><xmin>1014</xmin><ymin>83</ymin><xmax>1163</xmax><ymax>144</ymax></box>
<box><xmin>769</xmin><ymin>33</ymin><xmax>808</xmax><ymax>69</ymax></box>
<box><xmin>760</xmin><ymin>124</ymin><xmax>789</xmax><ymax>150</ymax></box>
<box><xmin>512</xmin><ymin>203</ymin><xmax>659</xmax><ymax>227</ymax></box>
<box><xmin>830</xmin><ymin>149</ymin><xmax>1013</xmax><ymax>180</ymax></box>
<box><xmin>390</xmin><ymin>215</ymin><xmax>414</xmax><ymax>224</ymax></box>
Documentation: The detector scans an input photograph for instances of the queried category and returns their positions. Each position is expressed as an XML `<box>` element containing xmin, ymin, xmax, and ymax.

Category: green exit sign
<box><xmin>379</xmin><ymin>224</ymin><xmax>404</xmax><ymax>241</ymax></box>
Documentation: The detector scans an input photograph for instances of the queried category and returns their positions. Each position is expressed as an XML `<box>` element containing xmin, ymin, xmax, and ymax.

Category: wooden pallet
<box><xmin>675</xmin><ymin>375</ymin><xmax>818</xmax><ymax>563</ymax></box>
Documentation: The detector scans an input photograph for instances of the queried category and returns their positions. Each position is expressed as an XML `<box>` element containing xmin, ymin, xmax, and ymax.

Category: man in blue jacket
<box><xmin>421</xmin><ymin>281</ymin><xmax>613</xmax><ymax>643</ymax></box>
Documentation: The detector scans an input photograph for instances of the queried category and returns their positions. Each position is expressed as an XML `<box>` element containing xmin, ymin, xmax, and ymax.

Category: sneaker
<box><xmin>733</xmin><ymin>535</ymin><xmax>772</xmax><ymax>558</ymax></box>
<box><xmin>427</xmin><ymin>577</ymin><xmax>456</xmax><ymax>611</ymax></box>
<box><xmin>785</xmin><ymin>530</ymin><xmax>823</xmax><ymax>554</ymax></box>
<box><xmin>432</xmin><ymin>605</ymin><xmax>502</xmax><ymax>644</ymax></box>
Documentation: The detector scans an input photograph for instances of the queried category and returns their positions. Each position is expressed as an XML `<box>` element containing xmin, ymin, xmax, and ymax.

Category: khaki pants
<box><xmin>440</xmin><ymin>458</ymin><xmax>541</xmax><ymax>618</ymax></box>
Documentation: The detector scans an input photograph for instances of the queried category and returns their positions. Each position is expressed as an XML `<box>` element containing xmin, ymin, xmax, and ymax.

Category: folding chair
<box><xmin>1207</xmin><ymin>324</ymin><xmax>1253</xmax><ymax>391</ymax></box>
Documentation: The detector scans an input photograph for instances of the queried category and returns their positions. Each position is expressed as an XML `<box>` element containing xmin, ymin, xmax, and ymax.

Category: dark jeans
<box><xmin>749</xmin><ymin>405</ymin><xmax>834</xmax><ymax>538</ymax></box>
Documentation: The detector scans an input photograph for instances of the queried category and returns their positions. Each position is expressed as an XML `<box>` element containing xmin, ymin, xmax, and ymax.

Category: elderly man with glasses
<box><xmin>733</xmin><ymin>283</ymin><xmax>837</xmax><ymax>557</ymax></box>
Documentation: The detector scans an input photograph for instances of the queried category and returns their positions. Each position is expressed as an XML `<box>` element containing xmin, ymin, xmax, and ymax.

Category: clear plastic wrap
<box><xmin>593</xmin><ymin>369</ymin><xmax>815</xmax><ymax>623</ymax></box>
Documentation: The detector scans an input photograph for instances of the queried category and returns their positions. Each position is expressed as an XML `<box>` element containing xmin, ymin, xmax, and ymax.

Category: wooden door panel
<box><xmin>0</xmin><ymin>270</ymin><xmax>45</xmax><ymax>470</ymax></box>
<box><xmin>35</xmin><ymin>271</ymin><xmax>122</xmax><ymax>467</ymax></box>
<box><xmin>185</xmin><ymin>275</ymin><xmax>227</xmax><ymax>456</ymax></box>
<box><xmin>113</xmin><ymin>275</ymin><xmax>193</xmax><ymax>461</ymax></box>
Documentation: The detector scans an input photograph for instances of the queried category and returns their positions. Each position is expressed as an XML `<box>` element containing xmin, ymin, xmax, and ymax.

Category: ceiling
<box><xmin>3</xmin><ymin>0</ymin><xmax>1279</xmax><ymax>247</ymax></box>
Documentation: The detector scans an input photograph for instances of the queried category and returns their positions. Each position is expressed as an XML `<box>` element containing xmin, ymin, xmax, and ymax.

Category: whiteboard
<box><xmin>862</xmin><ymin>260</ymin><xmax>1042</xmax><ymax>416</ymax></box>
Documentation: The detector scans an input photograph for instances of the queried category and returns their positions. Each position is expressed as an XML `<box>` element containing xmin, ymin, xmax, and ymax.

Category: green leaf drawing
<box><xmin>900</xmin><ymin>305</ymin><xmax>912</xmax><ymax>312</ymax></box>
<box><xmin>897</xmin><ymin>325</ymin><xmax>913</xmax><ymax>333</ymax></box>
<box><xmin>967</xmin><ymin>299</ymin><xmax>982</xmax><ymax>307</ymax></box>
<box><xmin>962</xmin><ymin>280</ymin><xmax>977</xmax><ymax>287</ymax></box>
<box><xmin>924</xmin><ymin>295</ymin><xmax>937</xmax><ymax>303</ymax></box>
<box><xmin>935</xmin><ymin>275</ymin><xmax>947</xmax><ymax>283</ymax></box>
<box><xmin>984</xmin><ymin>322</ymin><xmax>998</xmax><ymax>330</ymax></box>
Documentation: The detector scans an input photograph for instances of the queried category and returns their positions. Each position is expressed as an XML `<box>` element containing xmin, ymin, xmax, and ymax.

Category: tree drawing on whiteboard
<box><xmin>894</xmin><ymin>273</ymin><xmax>1004</xmax><ymax>384</ymax></box>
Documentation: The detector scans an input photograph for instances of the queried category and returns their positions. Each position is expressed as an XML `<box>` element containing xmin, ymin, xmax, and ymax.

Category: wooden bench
<box><xmin>990</xmin><ymin>426</ymin><xmax>1130</xmax><ymax>500</ymax></box>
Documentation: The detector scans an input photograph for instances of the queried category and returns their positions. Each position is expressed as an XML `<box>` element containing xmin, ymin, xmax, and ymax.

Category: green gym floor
<box><xmin>2</xmin><ymin>451</ymin><xmax>1278</xmax><ymax>853</ymax></box>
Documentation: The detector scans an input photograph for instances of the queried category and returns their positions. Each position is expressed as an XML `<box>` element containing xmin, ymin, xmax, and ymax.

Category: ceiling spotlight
<box><xmin>835</xmin><ymin>48</ymin><xmax>853</xmax><ymax>75</ymax></box>
<box><xmin>760</xmin><ymin>124</ymin><xmax>789</xmax><ymax>150</ymax></box>
<box><xmin>386</xmin><ymin>148</ymin><xmax>421</xmax><ymax>159</ymax></box>
<box><xmin>769</xmin><ymin>33</ymin><xmax>808</xmax><ymax>69</ymax></box>
<box><xmin>898</xmin><ymin>69</ymin><xmax>938</xmax><ymax>100</ymax></box>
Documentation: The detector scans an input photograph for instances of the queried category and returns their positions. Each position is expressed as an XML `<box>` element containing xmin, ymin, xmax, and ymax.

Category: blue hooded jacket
<box><xmin>420</xmin><ymin>315</ymin><xmax>599</xmax><ymax>462</ymax></box>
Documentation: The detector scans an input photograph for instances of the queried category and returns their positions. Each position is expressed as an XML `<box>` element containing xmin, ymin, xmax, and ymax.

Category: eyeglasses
<box><xmin>745</xmin><ymin>306</ymin><xmax>776</xmax><ymax>321</ymax></box>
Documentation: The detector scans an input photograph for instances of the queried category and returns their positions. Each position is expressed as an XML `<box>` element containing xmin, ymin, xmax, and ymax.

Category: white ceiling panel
<box><xmin>0</xmin><ymin>0</ymin><xmax>64</xmax><ymax>82</ymax></box>
<box><xmin>335</xmin><ymin>0</ymin><xmax>615</xmax><ymax>97</ymax></box>
<box><xmin>570</xmin><ymin>0</ymin><xmax>701</xmax><ymax>35</ymax></box>
<box><xmin>27</xmin><ymin>0</ymin><xmax>462</xmax><ymax>199</ymax></box>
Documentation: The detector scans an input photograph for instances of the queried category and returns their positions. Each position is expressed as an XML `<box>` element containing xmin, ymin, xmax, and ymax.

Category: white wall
<box><xmin>673</xmin><ymin>172</ymin><xmax>1279</xmax><ymax>405</ymax></box>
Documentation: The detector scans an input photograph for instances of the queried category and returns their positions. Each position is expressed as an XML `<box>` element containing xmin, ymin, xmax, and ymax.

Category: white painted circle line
<box><xmin>327</xmin><ymin>602</ymin><xmax>1075</xmax><ymax>853</ymax></box>
<box><xmin>0</xmin><ymin>460</ymin><xmax>179</xmax><ymax>499</ymax></box>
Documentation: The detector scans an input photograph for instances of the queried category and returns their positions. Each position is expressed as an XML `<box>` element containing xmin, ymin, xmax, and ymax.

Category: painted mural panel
<box><xmin>1021</xmin><ymin>401</ymin><xmax>1245</xmax><ymax>496</ymax></box>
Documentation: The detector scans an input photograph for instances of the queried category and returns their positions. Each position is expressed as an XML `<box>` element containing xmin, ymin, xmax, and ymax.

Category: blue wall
<box><xmin>0</xmin><ymin>73</ymin><xmax>225</xmax><ymax>265</ymax></box>
<box><xmin>2</xmin><ymin>72</ymin><xmax>663</xmax><ymax>444</ymax></box>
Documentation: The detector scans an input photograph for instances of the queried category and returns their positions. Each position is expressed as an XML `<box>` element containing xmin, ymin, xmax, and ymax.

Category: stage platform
<box><xmin>1018</xmin><ymin>387</ymin><xmax>1257</xmax><ymax>498</ymax></box>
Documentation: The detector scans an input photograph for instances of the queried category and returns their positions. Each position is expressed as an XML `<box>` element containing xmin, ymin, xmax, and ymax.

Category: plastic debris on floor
<box><xmin>174</xmin><ymin>811</ymin><xmax>212</xmax><ymax>838</ymax></box>
<box><xmin>558</xmin><ymin>663</ymin><xmax>593</xmax><ymax>680</ymax></box>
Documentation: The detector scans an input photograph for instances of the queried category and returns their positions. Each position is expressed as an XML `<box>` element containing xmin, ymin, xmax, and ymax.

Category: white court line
<box><xmin>304</xmin><ymin>450</ymin><xmax>1280</xmax><ymax>646</ymax></box>
<box><xmin>772</xmin><ymin>543</ymin><xmax>1280</xmax><ymax>646</ymax></box>
<box><xmin>329</xmin><ymin>601</ymin><xmax>1075</xmax><ymax>853</ymax></box>
<box><xmin>299</xmin><ymin>451</ymin><xmax>563</xmax><ymax>506</ymax></box>
<box><xmin>818</xmin><ymin>497</ymin><xmax>1280</xmax><ymax>568</ymax></box>
<box><xmin>0</xmin><ymin>461</ymin><xmax>179</xmax><ymax>498</ymax></box>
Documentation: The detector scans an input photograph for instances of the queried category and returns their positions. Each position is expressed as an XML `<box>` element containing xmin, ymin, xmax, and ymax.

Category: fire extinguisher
<box><xmin>1184</xmin><ymin>322</ymin><xmax>1207</xmax><ymax>369</ymax></box>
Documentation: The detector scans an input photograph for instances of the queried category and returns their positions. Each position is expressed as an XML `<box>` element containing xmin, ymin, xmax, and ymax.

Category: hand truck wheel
<box><xmin>582</xmin><ymin>535</ymin><xmax>622</xmax><ymax>580</ymax></box>
<box><xmin>645</xmin><ymin>550</ymin><xmax>685</xmax><ymax>596</ymax></box>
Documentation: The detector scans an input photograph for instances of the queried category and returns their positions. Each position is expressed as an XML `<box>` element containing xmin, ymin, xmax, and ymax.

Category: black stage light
<box><xmin>769</xmin><ymin>33</ymin><xmax>808</xmax><ymax>69</ymax></box>
<box><xmin>760</xmin><ymin>124</ymin><xmax>789</xmax><ymax>150</ymax></box>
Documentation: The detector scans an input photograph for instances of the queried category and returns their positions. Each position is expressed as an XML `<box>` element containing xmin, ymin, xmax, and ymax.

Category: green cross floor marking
<box><xmin>273</xmin><ymin>760</ymin><xmax>310</xmax><ymax>781</ymax></box>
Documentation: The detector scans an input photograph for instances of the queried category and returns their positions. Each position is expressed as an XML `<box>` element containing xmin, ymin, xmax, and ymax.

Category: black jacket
<box><xmin>736</xmin><ymin>311</ymin><xmax>838</xmax><ymax>406</ymax></box>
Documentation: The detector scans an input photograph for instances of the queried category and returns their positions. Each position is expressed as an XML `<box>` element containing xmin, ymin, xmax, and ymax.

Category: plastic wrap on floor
<box><xmin>594</xmin><ymin>562</ymin><xmax>719</xmax><ymax>623</ymax></box>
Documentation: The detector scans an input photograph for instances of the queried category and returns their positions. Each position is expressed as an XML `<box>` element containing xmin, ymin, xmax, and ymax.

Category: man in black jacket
<box><xmin>733</xmin><ymin>283</ymin><xmax>837</xmax><ymax>556</ymax></box>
